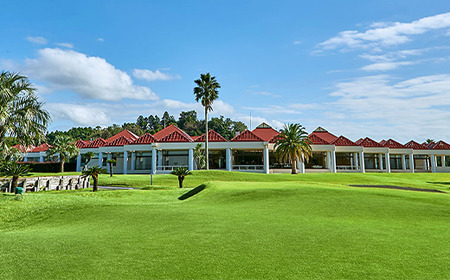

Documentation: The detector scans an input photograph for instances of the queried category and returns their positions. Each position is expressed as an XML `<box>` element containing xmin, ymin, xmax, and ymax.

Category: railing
<box><xmin>156</xmin><ymin>165</ymin><xmax>188</xmax><ymax>171</ymax></box>
<box><xmin>232</xmin><ymin>165</ymin><xmax>264</xmax><ymax>171</ymax></box>
<box><xmin>336</xmin><ymin>165</ymin><xmax>360</xmax><ymax>170</ymax></box>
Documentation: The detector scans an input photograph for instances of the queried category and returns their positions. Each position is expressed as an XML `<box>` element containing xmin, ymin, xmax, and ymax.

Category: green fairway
<box><xmin>1</xmin><ymin>172</ymin><xmax>449</xmax><ymax>279</ymax></box>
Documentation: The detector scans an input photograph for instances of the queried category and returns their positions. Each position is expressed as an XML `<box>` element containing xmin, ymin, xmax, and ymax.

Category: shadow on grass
<box><xmin>427</xmin><ymin>182</ymin><xmax>450</xmax><ymax>185</ymax></box>
<box><xmin>178</xmin><ymin>184</ymin><xmax>206</xmax><ymax>200</ymax></box>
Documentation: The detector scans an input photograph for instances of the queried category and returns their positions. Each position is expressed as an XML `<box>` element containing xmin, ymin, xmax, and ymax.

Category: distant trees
<box><xmin>46</xmin><ymin>135</ymin><xmax>79</xmax><ymax>172</ymax></box>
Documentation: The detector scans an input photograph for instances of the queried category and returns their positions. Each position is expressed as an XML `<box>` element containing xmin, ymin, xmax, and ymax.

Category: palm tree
<box><xmin>194</xmin><ymin>73</ymin><xmax>220</xmax><ymax>170</ymax></box>
<box><xmin>0</xmin><ymin>161</ymin><xmax>30</xmax><ymax>193</ymax></box>
<box><xmin>193</xmin><ymin>143</ymin><xmax>206</xmax><ymax>170</ymax></box>
<box><xmin>0</xmin><ymin>71</ymin><xmax>51</xmax><ymax>159</ymax></box>
<box><xmin>106</xmin><ymin>159</ymin><xmax>116</xmax><ymax>177</ymax></box>
<box><xmin>171</xmin><ymin>167</ymin><xmax>191</xmax><ymax>188</ymax></box>
<box><xmin>274</xmin><ymin>123</ymin><xmax>312</xmax><ymax>174</ymax></box>
<box><xmin>82</xmin><ymin>165</ymin><xmax>106</xmax><ymax>192</ymax></box>
<box><xmin>83</xmin><ymin>151</ymin><xmax>95</xmax><ymax>170</ymax></box>
<box><xmin>47</xmin><ymin>135</ymin><xmax>79</xmax><ymax>173</ymax></box>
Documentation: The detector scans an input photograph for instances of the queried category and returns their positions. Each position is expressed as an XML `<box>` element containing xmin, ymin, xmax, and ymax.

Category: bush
<box><xmin>20</xmin><ymin>162</ymin><xmax>77</xmax><ymax>173</ymax></box>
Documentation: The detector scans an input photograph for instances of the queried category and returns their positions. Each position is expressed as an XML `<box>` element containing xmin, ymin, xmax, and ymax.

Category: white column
<box><xmin>298</xmin><ymin>155</ymin><xmax>305</xmax><ymax>174</ymax></box>
<box><xmin>401</xmin><ymin>155</ymin><xmax>406</xmax><ymax>171</ymax></box>
<box><xmin>263</xmin><ymin>145</ymin><xmax>269</xmax><ymax>174</ymax></box>
<box><xmin>158</xmin><ymin>150</ymin><xmax>162</xmax><ymax>167</ymax></box>
<box><xmin>57</xmin><ymin>154</ymin><xmax>60</xmax><ymax>162</ymax></box>
<box><xmin>409</xmin><ymin>153</ymin><xmax>414</xmax><ymax>173</ymax></box>
<box><xmin>441</xmin><ymin>156</ymin><xmax>445</xmax><ymax>167</ymax></box>
<box><xmin>151</xmin><ymin>148</ymin><xmax>157</xmax><ymax>174</ymax></box>
<box><xmin>385</xmin><ymin>153</ymin><xmax>391</xmax><ymax>173</ymax></box>
<box><xmin>327</xmin><ymin>152</ymin><xmax>332</xmax><ymax>170</ymax></box>
<box><xmin>107</xmin><ymin>153</ymin><xmax>112</xmax><ymax>173</ymax></box>
<box><xmin>39</xmin><ymin>155</ymin><xmax>44</xmax><ymax>163</ymax></box>
<box><xmin>226</xmin><ymin>148</ymin><xmax>232</xmax><ymax>171</ymax></box>
<box><xmin>98</xmin><ymin>152</ymin><xmax>103</xmax><ymax>167</ymax></box>
<box><xmin>23</xmin><ymin>156</ymin><xmax>28</xmax><ymax>162</ymax></box>
<box><xmin>123</xmin><ymin>151</ymin><xmax>128</xmax><ymax>174</ymax></box>
<box><xmin>131</xmin><ymin>152</ymin><xmax>136</xmax><ymax>171</ymax></box>
<box><xmin>430</xmin><ymin>155</ymin><xmax>436</xmax><ymax>173</ymax></box>
<box><xmin>331</xmin><ymin>150</ymin><xmax>337</xmax><ymax>173</ymax></box>
<box><xmin>76</xmin><ymin>154</ymin><xmax>81</xmax><ymax>172</ymax></box>
<box><xmin>360</xmin><ymin>151</ymin><xmax>365</xmax><ymax>173</ymax></box>
<box><xmin>354</xmin><ymin>152</ymin><xmax>359</xmax><ymax>170</ymax></box>
<box><xmin>188</xmin><ymin>148</ymin><xmax>194</xmax><ymax>171</ymax></box>
<box><xmin>350</xmin><ymin>154</ymin><xmax>354</xmax><ymax>170</ymax></box>
<box><xmin>379</xmin><ymin>154</ymin><xmax>383</xmax><ymax>170</ymax></box>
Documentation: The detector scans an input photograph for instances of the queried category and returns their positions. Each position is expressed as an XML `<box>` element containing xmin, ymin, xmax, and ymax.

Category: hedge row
<box><xmin>20</xmin><ymin>161</ymin><xmax>77</xmax><ymax>173</ymax></box>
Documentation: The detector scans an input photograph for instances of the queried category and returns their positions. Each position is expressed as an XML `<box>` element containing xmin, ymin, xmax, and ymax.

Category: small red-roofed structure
<box><xmin>32</xmin><ymin>143</ymin><xmax>52</xmax><ymax>152</ymax></box>
<box><xmin>86</xmin><ymin>138</ymin><xmax>107</xmax><ymax>148</ymax></box>
<box><xmin>381</xmin><ymin>139</ymin><xmax>406</xmax><ymax>149</ymax></box>
<box><xmin>431</xmin><ymin>140</ymin><xmax>450</xmax><ymax>150</ymax></box>
<box><xmin>105</xmin><ymin>136</ymin><xmax>131</xmax><ymax>147</ymax></box>
<box><xmin>356</xmin><ymin>137</ymin><xmax>383</xmax><ymax>147</ymax></box>
<box><xmin>331</xmin><ymin>136</ymin><xmax>357</xmax><ymax>146</ymax></box>
<box><xmin>132</xmin><ymin>133</ymin><xmax>157</xmax><ymax>145</ymax></box>
<box><xmin>404</xmin><ymin>140</ymin><xmax>428</xmax><ymax>150</ymax></box>
<box><xmin>106</xmin><ymin>130</ymin><xmax>139</xmax><ymax>143</ymax></box>
<box><xmin>153</xmin><ymin>125</ymin><xmax>192</xmax><ymax>141</ymax></box>
<box><xmin>159</xmin><ymin>130</ymin><xmax>194</xmax><ymax>142</ymax></box>
<box><xmin>231</xmin><ymin>130</ymin><xmax>264</xmax><ymax>142</ymax></box>
<box><xmin>252</xmin><ymin>126</ymin><xmax>279</xmax><ymax>142</ymax></box>
<box><xmin>195</xmin><ymin>130</ymin><xmax>228</xmax><ymax>142</ymax></box>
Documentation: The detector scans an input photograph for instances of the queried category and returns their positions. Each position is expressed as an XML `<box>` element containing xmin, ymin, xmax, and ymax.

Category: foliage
<box><xmin>46</xmin><ymin>135</ymin><xmax>79</xmax><ymax>173</ymax></box>
<box><xmin>193</xmin><ymin>143</ymin><xmax>206</xmax><ymax>170</ymax></box>
<box><xmin>274</xmin><ymin>123</ymin><xmax>312</xmax><ymax>174</ymax></box>
<box><xmin>0</xmin><ymin>161</ymin><xmax>30</xmax><ymax>192</ymax></box>
<box><xmin>106</xmin><ymin>159</ymin><xmax>116</xmax><ymax>177</ymax></box>
<box><xmin>171</xmin><ymin>167</ymin><xmax>191</xmax><ymax>188</ymax></box>
<box><xmin>0</xmin><ymin>71</ymin><xmax>51</xmax><ymax>158</ymax></box>
<box><xmin>82</xmin><ymin>165</ymin><xmax>107</xmax><ymax>192</ymax></box>
<box><xmin>194</xmin><ymin>72</ymin><xmax>221</xmax><ymax>170</ymax></box>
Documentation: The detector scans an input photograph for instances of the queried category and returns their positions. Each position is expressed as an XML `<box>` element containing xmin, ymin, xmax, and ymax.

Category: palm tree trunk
<box><xmin>291</xmin><ymin>155</ymin><xmax>297</xmax><ymax>174</ymax></box>
<box><xmin>178</xmin><ymin>176</ymin><xmax>184</xmax><ymax>188</ymax></box>
<box><xmin>205</xmin><ymin>107</ymin><xmax>209</xmax><ymax>170</ymax></box>
<box><xmin>109</xmin><ymin>163</ymin><xmax>113</xmax><ymax>177</ymax></box>
<box><xmin>93</xmin><ymin>175</ymin><xmax>98</xmax><ymax>192</ymax></box>
<box><xmin>60</xmin><ymin>160</ymin><xmax>65</xmax><ymax>173</ymax></box>
<box><xmin>11</xmin><ymin>175</ymin><xmax>18</xmax><ymax>193</ymax></box>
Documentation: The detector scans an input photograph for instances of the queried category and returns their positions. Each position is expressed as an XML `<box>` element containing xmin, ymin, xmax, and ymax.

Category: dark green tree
<box><xmin>82</xmin><ymin>166</ymin><xmax>106</xmax><ymax>192</ymax></box>
<box><xmin>171</xmin><ymin>167</ymin><xmax>191</xmax><ymax>188</ymax></box>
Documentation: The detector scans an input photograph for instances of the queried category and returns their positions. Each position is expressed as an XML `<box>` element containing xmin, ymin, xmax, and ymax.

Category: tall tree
<box><xmin>0</xmin><ymin>71</ymin><xmax>51</xmax><ymax>158</ymax></box>
<box><xmin>46</xmin><ymin>135</ymin><xmax>79</xmax><ymax>173</ymax></box>
<box><xmin>194</xmin><ymin>73</ymin><xmax>221</xmax><ymax>170</ymax></box>
<box><xmin>274</xmin><ymin>123</ymin><xmax>312</xmax><ymax>174</ymax></box>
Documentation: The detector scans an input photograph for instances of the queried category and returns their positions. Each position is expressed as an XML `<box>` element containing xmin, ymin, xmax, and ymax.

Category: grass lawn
<box><xmin>1</xmin><ymin>171</ymin><xmax>449</xmax><ymax>279</ymax></box>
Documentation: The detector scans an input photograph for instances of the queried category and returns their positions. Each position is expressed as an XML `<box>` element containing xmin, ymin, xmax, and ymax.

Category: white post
<box><xmin>379</xmin><ymin>154</ymin><xmax>383</xmax><ymax>170</ymax></box>
<box><xmin>152</xmin><ymin>147</ymin><xmax>157</xmax><ymax>174</ymax></box>
<box><xmin>360</xmin><ymin>151</ymin><xmax>365</xmax><ymax>173</ymax></box>
<box><xmin>40</xmin><ymin>155</ymin><xmax>44</xmax><ymax>163</ymax></box>
<box><xmin>226</xmin><ymin>148</ymin><xmax>232</xmax><ymax>171</ymax></box>
<box><xmin>350</xmin><ymin>154</ymin><xmax>354</xmax><ymax>170</ymax></box>
<box><xmin>263</xmin><ymin>145</ymin><xmax>269</xmax><ymax>174</ymax></box>
<box><xmin>158</xmin><ymin>150</ymin><xmax>162</xmax><ymax>167</ymax></box>
<box><xmin>299</xmin><ymin>155</ymin><xmax>305</xmax><ymax>174</ymax></box>
<box><xmin>385</xmin><ymin>153</ymin><xmax>391</xmax><ymax>173</ymax></box>
<box><xmin>409</xmin><ymin>153</ymin><xmax>414</xmax><ymax>173</ymax></box>
<box><xmin>123</xmin><ymin>151</ymin><xmax>128</xmax><ymax>175</ymax></box>
<box><xmin>131</xmin><ymin>152</ymin><xmax>136</xmax><ymax>171</ymax></box>
<box><xmin>23</xmin><ymin>156</ymin><xmax>28</xmax><ymax>162</ymax></box>
<box><xmin>331</xmin><ymin>150</ymin><xmax>337</xmax><ymax>173</ymax></box>
<box><xmin>98</xmin><ymin>152</ymin><xmax>103</xmax><ymax>167</ymax></box>
<box><xmin>401</xmin><ymin>154</ymin><xmax>406</xmax><ymax>171</ymax></box>
<box><xmin>76</xmin><ymin>154</ymin><xmax>81</xmax><ymax>172</ymax></box>
<box><xmin>107</xmin><ymin>153</ymin><xmax>112</xmax><ymax>173</ymax></box>
<box><xmin>441</xmin><ymin>156</ymin><xmax>445</xmax><ymax>167</ymax></box>
<box><xmin>430</xmin><ymin>155</ymin><xmax>436</xmax><ymax>173</ymax></box>
<box><xmin>327</xmin><ymin>152</ymin><xmax>332</xmax><ymax>170</ymax></box>
<box><xmin>188</xmin><ymin>148</ymin><xmax>194</xmax><ymax>171</ymax></box>
<box><xmin>354</xmin><ymin>152</ymin><xmax>359</xmax><ymax>170</ymax></box>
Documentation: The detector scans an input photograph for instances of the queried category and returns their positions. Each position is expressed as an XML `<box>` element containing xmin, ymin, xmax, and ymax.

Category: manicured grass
<box><xmin>0</xmin><ymin>171</ymin><xmax>449</xmax><ymax>279</ymax></box>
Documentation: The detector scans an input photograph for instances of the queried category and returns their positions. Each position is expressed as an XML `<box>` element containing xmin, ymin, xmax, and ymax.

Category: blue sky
<box><xmin>1</xmin><ymin>0</ymin><xmax>450</xmax><ymax>142</ymax></box>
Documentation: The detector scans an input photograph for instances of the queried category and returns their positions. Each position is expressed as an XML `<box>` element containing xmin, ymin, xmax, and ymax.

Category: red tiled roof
<box><xmin>381</xmin><ymin>139</ymin><xmax>406</xmax><ymax>149</ymax></box>
<box><xmin>105</xmin><ymin>136</ymin><xmax>131</xmax><ymax>146</ymax></box>
<box><xmin>195</xmin><ymin>130</ymin><xmax>227</xmax><ymax>142</ymax></box>
<box><xmin>331</xmin><ymin>136</ymin><xmax>357</xmax><ymax>146</ymax></box>
<box><xmin>404</xmin><ymin>140</ymin><xmax>428</xmax><ymax>150</ymax></box>
<box><xmin>231</xmin><ymin>130</ymin><xmax>264</xmax><ymax>142</ymax></box>
<box><xmin>86</xmin><ymin>138</ymin><xmax>107</xmax><ymax>148</ymax></box>
<box><xmin>252</xmin><ymin>127</ymin><xmax>279</xmax><ymax>142</ymax></box>
<box><xmin>132</xmin><ymin>133</ymin><xmax>157</xmax><ymax>145</ymax></box>
<box><xmin>106</xmin><ymin>130</ymin><xmax>139</xmax><ymax>143</ymax></box>
<box><xmin>191</xmin><ymin>136</ymin><xmax>200</xmax><ymax>141</ymax></box>
<box><xmin>159</xmin><ymin>130</ymin><xmax>194</xmax><ymax>142</ymax></box>
<box><xmin>75</xmin><ymin>140</ymin><xmax>91</xmax><ymax>148</ymax></box>
<box><xmin>31</xmin><ymin>143</ymin><xmax>52</xmax><ymax>152</ymax></box>
<box><xmin>269</xmin><ymin>134</ymin><xmax>283</xmax><ymax>143</ymax></box>
<box><xmin>153</xmin><ymin>125</ymin><xmax>193</xmax><ymax>141</ymax></box>
<box><xmin>380</xmin><ymin>140</ymin><xmax>386</xmax><ymax>145</ymax></box>
<box><xmin>11</xmin><ymin>144</ymin><xmax>35</xmax><ymax>152</ymax></box>
<box><xmin>431</xmin><ymin>140</ymin><xmax>450</xmax><ymax>150</ymax></box>
<box><xmin>425</xmin><ymin>142</ymin><xmax>435</xmax><ymax>148</ymax></box>
<box><xmin>357</xmin><ymin>137</ymin><xmax>383</xmax><ymax>147</ymax></box>
<box><xmin>308</xmin><ymin>134</ymin><xmax>330</xmax><ymax>145</ymax></box>
<box><xmin>309</xmin><ymin>131</ymin><xmax>337</xmax><ymax>144</ymax></box>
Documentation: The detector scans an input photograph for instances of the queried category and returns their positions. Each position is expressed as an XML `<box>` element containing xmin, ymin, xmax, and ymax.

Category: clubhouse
<box><xmin>15</xmin><ymin>123</ymin><xmax>450</xmax><ymax>174</ymax></box>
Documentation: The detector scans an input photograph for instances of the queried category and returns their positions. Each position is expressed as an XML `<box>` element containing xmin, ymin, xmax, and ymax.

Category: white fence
<box><xmin>0</xmin><ymin>175</ymin><xmax>90</xmax><ymax>193</ymax></box>
<box><xmin>232</xmin><ymin>165</ymin><xmax>264</xmax><ymax>171</ymax></box>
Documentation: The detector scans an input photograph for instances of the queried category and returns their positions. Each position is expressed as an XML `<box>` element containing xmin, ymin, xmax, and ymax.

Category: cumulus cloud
<box><xmin>97</xmin><ymin>37</ymin><xmax>104</xmax><ymax>42</ymax></box>
<box><xmin>133</xmin><ymin>69</ymin><xmax>181</xmax><ymax>81</ymax></box>
<box><xmin>26</xmin><ymin>48</ymin><xmax>158</xmax><ymax>101</ymax></box>
<box><xmin>27</xmin><ymin>36</ymin><xmax>47</xmax><ymax>45</ymax></box>
<box><xmin>361</xmin><ymin>61</ymin><xmax>415</xmax><ymax>71</ymax></box>
<box><xmin>56</xmin><ymin>42</ymin><xmax>74</xmax><ymax>48</ymax></box>
<box><xmin>46</xmin><ymin>103</ymin><xmax>111</xmax><ymax>126</ymax></box>
<box><xmin>319</xmin><ymin>12</ymin><xmax>450</xmax><ymax>51</ymax></box>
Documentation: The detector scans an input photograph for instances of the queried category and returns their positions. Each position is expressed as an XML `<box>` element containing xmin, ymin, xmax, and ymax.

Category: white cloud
<box><xmin>293</xmin><ymin>40</ymin><xmax>302</xmax><ymax>45</ymax></box>
<box><xmin>46</xmin><ymin>103</ymin><xmax>111</xmax><ymax>126</ymax></box>
<box><xmin>97</xmin><ymin>38</ymin><xmax>104</xmax><ymax>42</ymax></box>
<box><xmin>250</xmin><ymin>91</ymin><xmax>281</xmax><ymax>98</ymax></box>
<box><xmin>27</xmin><ymin>36</ymin><xmax>47</xmax><ymax>45</ymax></box>
<box><xmin>25</xmin><ymin>48</ymin><xmax>158</xmax><ymax>101</ymax></box>
<box><xmin>56</xmin><ymin>42</ymin><xmax>74</xmax><ymax>48</ymax></box>
<box><xmin>133</xmin><ymin>69</ymin><xmax>181</xmax><ymax>81</ymax></box>
<box><xmin>361</xmin><ymin>61</ymin><xmax>415</xmax><ymax>71</ymax></box>
<box><xmin>319</xmin><ymin>12</ymin><xmax>450</xmax><ymax>51</ymax></box>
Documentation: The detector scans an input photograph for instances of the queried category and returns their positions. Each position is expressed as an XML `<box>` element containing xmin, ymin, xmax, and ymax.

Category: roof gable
<box><xmin>331</xmin><ymin>136</ymin><xmax>357</xmax><ymax>146</ymax></box>
<box><xmin>252</xmin><ymin>127</ymin><xmax>279</xmax><ymax>141</ymax></box>
<box><xmin>159</xmin><ymin>130</ymin><xmax>193</xmax><ymax>142</ymax></box>
<box><xmin>308</xmin><ymin>134</ymin><xmax>329</xmax><ymax>145</ymax></box>
<box><xmin>231</xmin><ymin>130</ymin><xmax>264</xmax><ymax>142</ymax></box>
<box><xmin>195</xmin><ymin>130</ymin><xmax>227</xmax><ymax>142</ymax></box>
<box><xmin>106</xmin><ymin>130</ymin><xmax>139</xmax><ymax>143</ymax></box>
<box><xmin>309</xmin><ymin>131</ymin><xmax>337</xmax><ymax>144</ymax></box>
<box><xmin>32</xmin><ymin>143</ymin><xmax>52</xmax><ymax>152</ymax></box>
<box><xmin>404</xmin><ymin>140</ymin><xmax>428</xmax><ymax>150</ymax></box>
<box><xmin>86</xmin><ymin>138</ymin><xmax>107</xmax><ymax>148</ymax></box>
<box><xmin>357</xmin><ymin>137</ymin><xmax>383</xmax><ymax>147</ymax></box>
<box><xmin>431</xmin><ymin>140</ymin><xmax>450</xmax><ymax>150</ymax></box>
<box><xmin>11</xmin><ymin>144</ymin><xmax>35</xmax><ymax>152</ymax></box>
<box><xmin>105</xmin><ymin>136</ymin><xmax>131</xmax><ymax>146</ymax></box>
<box><xmin>381</xmin><ymin>139</ymin><xmax>405</xmax><ymax>149</ymax></box>
<box><xmin>153</xmin><ymin>125</ymin><xmax>193</xmax><ymax>141</ymax></box>
<box><xmin>75</xmin><ymin>140</ymin><xmax>90</xmax><ymax>148</ymax></box>
<box><xmin>132</xmin><ymin>133</ymin><xmax>157</xmax><ymax>145</ymax></box>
